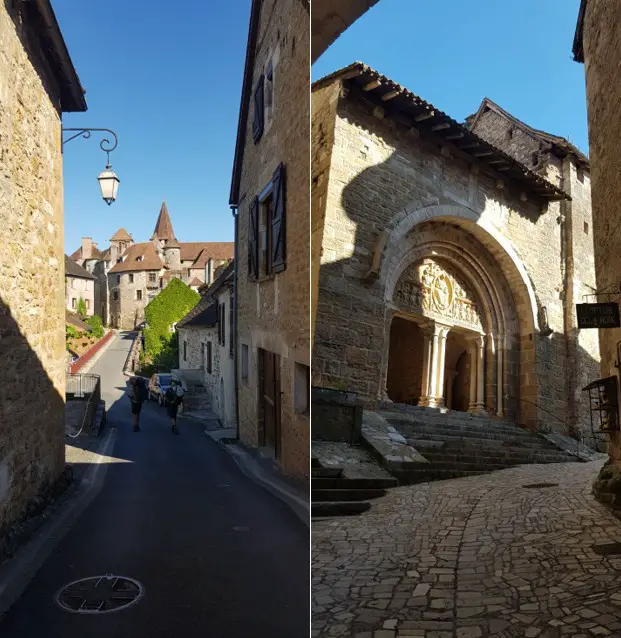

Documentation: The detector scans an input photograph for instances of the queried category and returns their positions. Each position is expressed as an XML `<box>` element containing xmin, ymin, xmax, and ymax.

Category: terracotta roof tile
<box><xmin>108</xmin><ymin>243</ymin><xmax>163</xmax><ymax>273</ymax></box>
<box><xmin>188</xmin><ymin>277</ymin><xmax>203</xmax><ymax>287</ymax></box>
<box><xmin>184</xmin><ymin>243</ymin><xmax>234</xmax><ymax>265</ymax></box>
<box><xmin>110</xmin><ymin>228</ymin><xmax>133</xmax><ymax>241</ymax></box>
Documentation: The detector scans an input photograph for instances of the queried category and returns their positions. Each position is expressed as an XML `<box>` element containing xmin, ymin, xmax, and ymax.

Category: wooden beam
<box><xmin>488</xmin><ymin>159</ymin><xmax>507</xmax><ymax>165</ymax></box>
<box><xmin>340</xmin><ymin>69</ymin><xmax>363</xmax><ymax>80</ymax></box>
<box><xmin>473</xmin><ymin>151</ymin><xmax>493</xmax><ymax>157</ymax></box>
<box><xmin>381</xmin><ymin>89</ymin><xmax>401</xmax><ymax>101</ymax></box>
<box><xmin>459</xmin><ymin>143</ymin><xmax>480</xmax><ymax>149</ymax></box>
<box><xmin>445</xmin><ymin>132</ymin><xmax>464</xmax><ymax>140</ymax></box>
<box><xmin>431</xmin><ymin>123</ymin><xmax>451</xmax><ymax>132</ymax></box>
<box><xmin>415</xmin><ymin>111</ymin><xmax>435</xmax><ymax>122</ymax></box>
<box><xmin>363</xmin><ymin>79</ymin><xmax>381</xmax><ymax>91</ymax></box>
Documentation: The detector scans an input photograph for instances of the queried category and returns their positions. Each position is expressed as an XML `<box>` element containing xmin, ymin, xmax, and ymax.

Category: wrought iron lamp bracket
<box><xmin>62</xmin><ymin>128</ymin><xmax>118</xmax><ymax>165</ymax></box>
<box><xmin>583</xmin><ymin>281</ymin><xmax>621</xmax><ymax>301</ymax></box>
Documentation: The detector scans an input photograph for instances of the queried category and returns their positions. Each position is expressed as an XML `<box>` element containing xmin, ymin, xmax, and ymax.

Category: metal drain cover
<box><xmin>55</xmin><ymin>574</ymin><xmax>144</xmax><ymax>614</ymax></box>
<box><xmin>522</xmin><ymin>482</ymin><xmax>559</xmax><ymax>489</ymax></box>
<box><xmin>592</xmin><ymin>543</ymin><xmax>621</xmax><ymax>556</ymax></box>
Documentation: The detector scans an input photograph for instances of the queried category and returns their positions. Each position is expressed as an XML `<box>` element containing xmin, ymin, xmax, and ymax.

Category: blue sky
<box><xmin>313</xmin><ymin>0</ymin><xmax>587</xmax><ymax>155</ymax></box>
<box><xmin>57</xmin><ymin>0</ymin><xmax>251</xmax><ymax>253</ymax></box>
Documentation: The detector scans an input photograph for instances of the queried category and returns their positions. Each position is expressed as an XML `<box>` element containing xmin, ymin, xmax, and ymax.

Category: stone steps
<box><xmin>407</xmin><ymin>439</ymin><xmax>575</xmax><ymax>461</ymax></box>
<box><xmin>311</xmin><ymin>501</ymin><xmax>372</xmax><ymax>517</ymax></box>
<box><xmin>311</xmin><ymin>488</ymin><xmax>387</xmax><ymax>502</ymax></box>
<box><xmin>312</xmin><ymin>477</ymin><xmax>399</xmax><ymax>490</ymax></box>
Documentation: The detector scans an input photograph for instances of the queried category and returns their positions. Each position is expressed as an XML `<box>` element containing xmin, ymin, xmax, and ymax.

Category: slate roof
<box><xmin>65</xmin><ymin>311</ymin><xmax>92</xmax><ymax>332</ymax></box>
<box><xmin>313</xmin><ymin>62</ymin><xmax>569</xmax><ymax>202</ymax></box>
<box><xmin>69</xmin><ymin>245</ymin><xmax>105</xmax><ymax>261</ymax></box>
<box><xmin>466</xmin><ymin>98</ymin><xmax>589</xmax><ymax>167</ymax></box>
<box><xmin>110</xmin><ymin>228</ymin><xmax>133</xmax><ymax>241</ymax></box>
<box><xmin>108</xmin><ymin>243</ymin><xmax>163</xmax><ymax>273</ymax></box>
<box><xmin>64</xmin><ymin>254</ymin><xmax>95</xmax><ymax>280</ymax></box>
<box><xmin>151</xmin><ymin>202</ymin><xmax>176</xmax><ymax>241</ymax></box>
<box><xmin>177</xmin><ymin>261</ymin><xmax>234</xmax><ymax>329</ymax></box>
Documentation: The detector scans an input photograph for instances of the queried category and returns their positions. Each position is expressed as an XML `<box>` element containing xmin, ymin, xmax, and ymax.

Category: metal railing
<box><xmin>66</xmin><ymin>374</ymin><xmax>101</xmax><ymax>437</ymax></box>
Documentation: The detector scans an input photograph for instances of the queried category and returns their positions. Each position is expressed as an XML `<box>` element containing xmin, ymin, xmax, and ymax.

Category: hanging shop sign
<box><xmin>576</xmin><ymin>302</ymin><xmax>621</xmax><ymax>329</ymax></box>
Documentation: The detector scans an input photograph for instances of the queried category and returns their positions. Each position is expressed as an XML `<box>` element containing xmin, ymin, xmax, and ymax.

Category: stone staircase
<box><xmin>378</xmin><ymin>405</ymin><xmax>585</xmax><ymax>485</ymax></box>
<box><xmin>311</xmin><ymin>459</ymin><xmax>397</xmax><ymax>518</ymax></box>
<box><xmin>179</xmin><ymin>386</ymin><xmax>213</xmax><ymax>421</ymax></box>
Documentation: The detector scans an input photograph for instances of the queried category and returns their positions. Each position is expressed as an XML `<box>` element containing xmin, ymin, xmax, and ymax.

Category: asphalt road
<box><xmin>0</xmin><ymin>332</ymin><xmax>309</xmax><ymax>637</ymax></box>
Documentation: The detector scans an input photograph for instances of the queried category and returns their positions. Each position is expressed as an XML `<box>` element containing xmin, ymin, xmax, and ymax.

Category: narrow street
<box><xmin>0</xmin><ymin>332</ymin><xmax>308</xmax><ymax>637</ymax></box>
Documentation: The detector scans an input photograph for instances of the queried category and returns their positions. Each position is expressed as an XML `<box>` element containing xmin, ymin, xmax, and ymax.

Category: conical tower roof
<box><xmin>151</xmin><ymin>201</ymin><xmax>176</xmax><ymax>241</ymax></box>
<box><xmin>110</xmin><ymin>228</ymin><xmax>132</xmax><ymax>241</ymax></box>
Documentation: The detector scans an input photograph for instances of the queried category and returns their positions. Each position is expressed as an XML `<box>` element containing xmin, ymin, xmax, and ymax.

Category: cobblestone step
<box><xmin>311</xmin><ymin>488</ymin><xmax>387</xmax><ymax>502</ymax></box>
<box><xmin>311</xmin><ymin>467</ymin><xmax>343</xmax><ymax>479</ymax></box>
<box><xmin>404</xmin><ymin>431</ymin><xmax>556</xmax><ymax>448</ymax></box>
<box><xmin>408</xmin><ymin>444</ymin><xmax>576</xmax><ymax>464</ymax></box>
<box><xmin>391</xmin><ymin>468</ymin><xmax>487</xmax><ymax>484</ymax></box>
<box><xmin>312</xmin><ymin>477</ymin><xmax>399</xmax><ymax>490</ymax></box>
<box><xmin>388</xmin><ymin>419</ymin><xmax>537</xmax><ymax>439</ymax></box>
<box><xmin>311</xmin><ymin>501</ymin><xmax>372</xmax><ymax>517</ymax></box>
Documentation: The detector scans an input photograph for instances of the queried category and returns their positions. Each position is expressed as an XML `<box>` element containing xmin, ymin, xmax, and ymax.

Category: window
<box><xmin>149</xmin><ymin>272</ymin><xmax>157</xmax><ymax>283</ymax></box>
<box><xmin>584</xmin><ymin>221</ymin><xmax>589</xmax><ymax>235</ymax></box>
<box><xmin>136</xmin><ymin>256</ymin><xmax>143</xmax><ymax>262</ymax></box>
<box><xmin>136</xmin><ymin>290</ymin><xmax>142</xmax><ymax>301</ymax></box>
<box><xmin>71</xmin><ymin>298</ymin><xmax>76</xmax><ymax>309</ymax></box>
<box><xmin>117</xmin><ymin>275</ymin><xmax>121</xmax><ymax>284</ymax></box>
<box><xmin>294</xmin><ymin>362</ymin><xmax>310</xmax><ymax>414</ymax></box>
<box><xmin>183</xmin><ymin>340</ymin><xmax>187</xmax><ymax>362</ymax></box>
<box><xmin>218</xmin><ymin>302</ymin><xmax>226</xmax><ymax>346</ymax></box>
<box><xmin>265</xmin><ymin>61</ymin><xmax>274</xmax><ymax>122</ymax></box>
<box><xmin>241</xmin><ymin>344</ymin><xmax>249</xmax><ymax>382</ymax></box>
<box><xmin>117</xmin><ymin>258</ymin><xmax>122</xmax><ymax>263</ymax></box>
<box><xmin>113</xmin><ymin>291</ymin><xmax>119</xmax><ymax>301</ymax></box>
<box><xmin>532</xmin><ymin>152</ymin><xmax>539</xmax><ymax>167</ymax></box>
<box><xmin>206</xmin><ymin>341</ymin><xmax>212</xmax><ymax>374</ymax></box>
<box><xmin>71</xmin><ymin>278</ymin><xmax>76</xmax><ymax>289</ymax></box>
<box><xmin>248</xmin><ymin>163</ymin><xmax>286</xmax><ymax>279</ymax></box>
<box><xmin>129</xmin><ymin>274</ymin><xmax>134</xmax><ymax>283</ymax></box>
<box><xmin>201</xmin><ymin>342</ymin><xmax>205</xmax><ymax>369</ymax></box>
<box><xmin>229</xmin><ymin>295</ymin><xmax>234</xmax><ymax>358</ymax></box>
<box><xmin>85</xmin><ymin>299</ymin><xmax>90</xmax><ymax>310</ymax></box>
<box><xmin>252</xmin><ymin>74</ymin><xmax>265</xmax><ymax>143</ymax></box>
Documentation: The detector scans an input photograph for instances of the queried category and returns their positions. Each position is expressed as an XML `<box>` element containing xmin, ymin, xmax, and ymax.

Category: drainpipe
<box><xmin>231</xmin><ymin>206</ymin><xmax>240</xmax><ymax>441</ymax></box>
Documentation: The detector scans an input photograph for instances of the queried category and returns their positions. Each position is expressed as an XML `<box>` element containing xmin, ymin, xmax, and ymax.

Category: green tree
<box><xmin>144</xmin><ymin>278</ymin><xmax>199</xmax><ymax>362</ymax></box>
<box><xmin>77</xmin><ymin>297</ymin><xmax>87</xmax><ymax>318</ymax></box>
<box><xmin>86</xmin><ymin>315</ymin><xmax>105</xmax><ymax>339</ymax></box>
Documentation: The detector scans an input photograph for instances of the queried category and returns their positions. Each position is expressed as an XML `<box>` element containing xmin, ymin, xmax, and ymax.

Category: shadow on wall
<box><xmin>313</xmin><ymin>146</ymin><xmax>602</xmax><ymax>440</ymax></box>
<box><xmin>0</xmin><ymin>295</ymin><xmax>66</xmax><ymax>555</ymax></box>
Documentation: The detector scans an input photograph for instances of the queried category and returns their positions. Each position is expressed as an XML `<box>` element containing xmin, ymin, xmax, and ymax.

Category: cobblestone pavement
<box><xmin>312</xmin><ymin>459</ymin><xmax>621</xmax><ymax>638</ymax></box>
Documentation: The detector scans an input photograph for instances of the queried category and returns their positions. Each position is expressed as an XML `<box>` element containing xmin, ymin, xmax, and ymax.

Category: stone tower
<box><xmin>163</xmin><ymin>238</ymin><xmax>181</xmax><ymax>271</ymax></box>
<box><xmin>151</xmin><ymin>201</ymin><xmax>176</xmax><ymax>254</ymax></box>
<box><xmin>109</xmin><ymin>228</ymin><xmax>133</xmax><ymax>262</ymax></box>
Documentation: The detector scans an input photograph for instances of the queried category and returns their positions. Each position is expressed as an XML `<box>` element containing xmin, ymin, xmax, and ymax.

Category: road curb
<box><xmin>0</xmin><ymin>428</ymin><xmax>117</xmax><ymax>620</ymax></box>
<box><xmin>206</xmin><ymin>431</ymin><xmax>309</xmax><ymax>528</ymax></box>
<box><xmin>77</xmin><ymin>330</ymin><xmax>118</xmax><ymax>375</ymax></box>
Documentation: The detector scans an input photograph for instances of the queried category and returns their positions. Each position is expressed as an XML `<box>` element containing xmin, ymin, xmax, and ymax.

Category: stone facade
<box><xmin>65</xmin><ymin>266</ymin><xmax>95</xmax><ymax>317</ymax></box>
<box><xmin>573</xmin><ymin>1</ymin><xmax>621</xmax><ymax>490</ymax></box>
<box><xmin>231</xmin><ymin>0</ymin><xmax>310</xmax><ymax>479</ymax></box>
<box><xmin>178</xmin><ymin>278</ymin><xmax>235</xmax><ymax>428</ymax></box>
<box><xmin>109</xmin><ymin>269</ymin><xmax>151</xmax><ymax>330</ymax></box>
<box><xmin>0</xmin><ymin>1</ymin><xmax>85</xmax><ymax>535</ymax></box>
<box><xmin>312</xmin><ymin>65</ymin><xmax>600</xmax><ymax>442</ymax></box>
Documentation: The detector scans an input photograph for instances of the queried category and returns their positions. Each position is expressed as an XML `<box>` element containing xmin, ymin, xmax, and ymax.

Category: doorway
<box><xmin>443</xmin><ymin>331</ymin><xmax>472</xmax><ymax>412</ymax></box>
<box><xmin>386</xmin><ymin>317</ymin><xmax>425</xmax><ymax>404</ymax></box>
<box><xmin>258</xmin><ymin>348</ymin><xmax>281</xmax><ymax>459</ymax></box>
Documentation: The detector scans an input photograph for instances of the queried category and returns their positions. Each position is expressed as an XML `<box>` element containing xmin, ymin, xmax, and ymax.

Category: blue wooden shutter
<box><xmin>248</xmin><ymin>197</ymin><xmax>259</xmax><ymax>279</ymax></box>
<box><xmin>271</xmin><ymin>163</ymin><xmax>286</xmax><ymax>273</ymax></box>
<box><xmin>252</xmin><ymin>75</ymin><xmax>265</xmax><ymax>143</ymax></box>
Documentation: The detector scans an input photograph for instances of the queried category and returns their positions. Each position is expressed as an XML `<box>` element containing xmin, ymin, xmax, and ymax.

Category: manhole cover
<box><xmin>54</xmin><ymin>574</ymin><xmax>144</xmax><ymax>614</ymax></box>
<box><xmin>522</xmin><ymin>483</ymin><xmax>559</xmax><ymax>489</ymax></box>
<box><xmin>592</xmin><ymin>542</ymin><xmax>621</xmax><ymax>556</ymax></box>
<box><xmin>232</xmin><ymin>526</ymin><xmax>250</xmax><ymax>532</ymax></box>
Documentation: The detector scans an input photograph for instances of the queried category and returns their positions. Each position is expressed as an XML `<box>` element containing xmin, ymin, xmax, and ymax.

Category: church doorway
<box><xmin>386</xmin><ymin>316</ymin><xmax>424</xmax><ymax>405</ymax></box>
<box><xmin>443</xmin><ymin>330</ymin><xmax>472</xmax><ymax>412</ymax></box>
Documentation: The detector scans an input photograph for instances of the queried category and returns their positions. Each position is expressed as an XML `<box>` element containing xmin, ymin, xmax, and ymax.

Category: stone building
<box><xmin>573</xmin><ymin>0</ymin><xmax>621</xmax><ymax>498</ymax></box>
<box><xmin>312</xmin><ymin>62</ymin><xmax>600</xmax><ymax>440</ymax></box>
<box><xmin>177</xmin><ymin>262</ymin><xmax>235</xmax><ymax>428</ymax></box>
<box><xmin>70</xmin><ymin>202</ymin><xmax>233</xmax><ymax>330</ymax></box>
<box><xmin>0</xmin><ymin>1</ymin><xmax>86</xmax><ymax>540</ymax></box>
<box><xmin>229</xmin><ymin>0</ymin><xmax>310</xmax><ymax>479</ymax></box>
<box><xmin>64</xmin><ymin>255</ymin><xmax>95</xmax><ymax>316</ymax></box>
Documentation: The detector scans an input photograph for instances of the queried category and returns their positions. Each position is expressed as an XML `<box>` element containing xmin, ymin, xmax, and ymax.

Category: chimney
<box><xmin>206</xmin><ymin>258</ymin><xmax>214</xmax><ymax>285</ymax></box>
<box><xmin>82</xmin><ymin>237</ymin><xmax>93</xmax><ymax>259</ymax></box>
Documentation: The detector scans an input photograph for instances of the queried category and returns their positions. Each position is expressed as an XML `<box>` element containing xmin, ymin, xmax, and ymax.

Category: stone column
<box><xmin>475</xmin><ymin>335</ymin><xmax>486</xmax><ymax>413</ymax></box>
<box><xmin>468</xmin><ymin>340</ymin><xmax>477</xmax><ymax>412</ymax></box>
<box><xmin>496</xmin><ymin>333</ymin><xmax>504</xmax><ymax>417</ymax></box>
<box><xmin>419</xmin><ymin>322</ymin><xmax>450</xmax><ymax>408</ymax></box>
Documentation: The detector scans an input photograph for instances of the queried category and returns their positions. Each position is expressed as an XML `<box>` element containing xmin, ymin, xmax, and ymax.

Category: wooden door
<box><xmin>258</xmin><ymin>348</ymin><xmax>281</xmax><ymax>458</ymax></box>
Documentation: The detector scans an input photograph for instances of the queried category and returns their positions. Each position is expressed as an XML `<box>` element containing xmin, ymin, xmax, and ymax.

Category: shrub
<box><xmin>77</xmin><ymin>297</ymin><xmax>87</xmax><ymax>318</ymax></box>
<box><xmin>66</xmin><ymin>325</ymin><xmax>80</xmax><ymax>341</ymax></box>
<box><xmin>86</xmin><ymin>315</ymin><xmax>105</xmax><ymax>339</ymax></box>
<box><xmin>144</xmin><ymin>279</ymin><xmax>199</xmax><ymax>361</ymax></box>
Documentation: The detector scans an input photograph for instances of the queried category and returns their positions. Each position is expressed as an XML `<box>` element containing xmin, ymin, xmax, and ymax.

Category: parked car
<box><xmin>148</xmin><ymin>373</ymin><xmax>172</xmax><ymax>406</ymax></box>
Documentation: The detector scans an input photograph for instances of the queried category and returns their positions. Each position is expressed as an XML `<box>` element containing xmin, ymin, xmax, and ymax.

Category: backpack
<box><xmin>137</xmin><ymin>378</ymin><xmax>148</xmax><ymax>402</ymax></box>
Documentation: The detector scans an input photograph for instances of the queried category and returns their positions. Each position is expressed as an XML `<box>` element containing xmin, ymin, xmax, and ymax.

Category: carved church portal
<box><xmin>387</xmin><ymin>257</ymin><xmax>489</xmax><ymax>413</ymax></box>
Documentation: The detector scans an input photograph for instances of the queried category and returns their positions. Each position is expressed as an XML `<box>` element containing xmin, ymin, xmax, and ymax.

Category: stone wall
<box><xmin>65</xmin><ymin>276</ymin><xmax>95</xmax><ymax>316</ymax></box>
<box><xmin>236</xmin><ymin>0</ymin><xmax>309</xmax><ymax>478</ymax></box>
<box><xmin>108</xmin><ymin>270</ymin><xmax>150</xmax><ymax>330</ymax></box>
<box><xmin>581</xmin><ymin>0</ymin><xmax>621</xmax><ymax>462</ymax></box>
<box><xmin>312</xmin><ymin>85</ymin><xmax>600</xmax><ymax>437</ymax></box>
<box><xmin>0</xmin><ymin>3</ymin><xmax>67</xmax><ymax>535</ymax></box>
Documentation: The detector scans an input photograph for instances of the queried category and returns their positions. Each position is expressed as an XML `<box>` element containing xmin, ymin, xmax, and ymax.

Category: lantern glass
<box><xmin>97</xmin><ymin>166</ymin><xmax>120</xmax><ymax>205</ymax></box>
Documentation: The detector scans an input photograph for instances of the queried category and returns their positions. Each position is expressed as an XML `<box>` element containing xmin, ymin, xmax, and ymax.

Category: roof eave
<box><xmin>573</xmin><ymin>0</ymin><xmax>587</xmax><ymax>63</ymax></box>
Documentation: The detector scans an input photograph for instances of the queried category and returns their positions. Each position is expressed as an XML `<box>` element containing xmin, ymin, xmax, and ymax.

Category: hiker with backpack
<box><xmin>165</xmin><ymin>379</ymin><xmax>185</xmax><ymax>434</ymax></box>
<box><xmin>127</xmin><ymin>376</ymin><xmax>148</xmax><ymax>432</ymax></box>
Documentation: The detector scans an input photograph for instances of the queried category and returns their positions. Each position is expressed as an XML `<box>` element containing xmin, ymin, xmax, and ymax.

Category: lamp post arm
<box><xmin>62</xmin><ymin>128</ymin><xmax>119</xmax><ymax>156</ymax></box>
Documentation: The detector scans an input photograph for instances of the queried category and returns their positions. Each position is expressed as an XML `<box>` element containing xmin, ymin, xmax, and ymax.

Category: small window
<box><xmin>183</xmin><ymin>340</ymin><xmax>187</xmax><ymax>362</ymax></box>
<box><xmin>136</xmin><ymin>290</ymin><xmax>142</xmax><ymax>301</ymax></box>
<box><xmin>71</xmin><ymin>279</ymin><xmax>77</xmax><ymax>289</ymax></box>
<box><xmin>507</xmin><ymin>127</ymin><xmax>514</xmax><ymax>140</ymax></box>
<box><xmin>241</xmin><ymin>344</ymin><xmax>249</xmax><ymax>382</ymax></box>
<box><xmin>294</xmin><ymin>362</ymin><xmax>310</xmax><ymax>414</ymax></box>
<box><xmin>72</xmin><ymin>298</ymin><xmax>76</xmax><ymax>309</ymax></box>
<box><xmin>229</xmin><ymin>297</ymin><xmax>234</xmax><ymax>358</ymax></box>
<box><xmin>113</xmin><ymin>291</ymin><xmax>119</xmax><ymax>301</ymax></box>
<box><xmin>136</xmin><ymin>256</ymin><xmax>143</xmax><ymax>262</ymax></box>
<box><xmin>129</xmin><ymin>273</ymin><xmax>134</xmax><ymax>283</ymax></box>
<box><xmin>117</xmin><ymin>275</ymin><xmax>121</xmax><ymax>284</ymax></box>
<box><xmin>117</xmin><ymin>258</ymin><xmax>122</xmax><ymax>263</ymax></box>
<box><xmin>584</xmin><ymin>221</ymin><xmax>589</xmax><ymax>235</ymax></box>
<box><xmin>149</xmin><ymin>272</ymin><xmax>157</xmax><ymax>283</ymax></box>
<box><xmin>206</xmin><ymin>341</ymin><xmax>213</xmax><ymax>374</ymax></box>
<box><xmin>85</xmin><ymin>299</ymin><xmax>90</xmax><ymax>310</ymax></box>
<box><xmin>201</xmin><ymin>342</ymin><xmax>205</xmax><ymax>369</ymax></box>
<box><xmin>532</xmin><ymin>152</ymin><xmax>538</xmax><ymax>167</ymax></box>
<box><xmin>265</xmin><ymin>60</ymin><xmax>274</xmax><ymax>121</ymax></box>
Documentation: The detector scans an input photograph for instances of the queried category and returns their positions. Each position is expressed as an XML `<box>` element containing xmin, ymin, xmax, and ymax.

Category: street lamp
<box><xmin>62</xmin><ymin>128</ymin><xmax>120</xmax><ymax>205</ymax></box>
